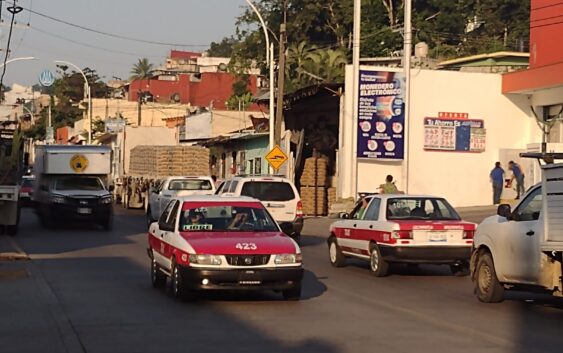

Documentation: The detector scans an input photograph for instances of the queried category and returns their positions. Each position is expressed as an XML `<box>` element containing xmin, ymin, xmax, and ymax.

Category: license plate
<box><xmin>239</xmin><ymin>270</ymin><xmax>261</xmax><ymax>283</ymax></box>
<box><xmin>429</xmin><ymin>232</ymin><xmax>447</xmax><ymax>242</ymax></box>
<box><xmin>77</xmin><ymin>208</ymin><xmax>92</xmax><ymax>214</ymax></box>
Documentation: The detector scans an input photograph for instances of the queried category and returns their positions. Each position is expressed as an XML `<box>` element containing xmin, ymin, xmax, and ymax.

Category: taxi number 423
<box><xmin>236</xmin><ymin>242</ymin><xmax>257</xmax><ymax>250</ymax></box>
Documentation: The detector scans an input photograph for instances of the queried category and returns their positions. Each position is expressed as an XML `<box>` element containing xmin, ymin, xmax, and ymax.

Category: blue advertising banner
<box><xmin>357</xmin><ymin>70</ymin><xmax>405</xmax><ymax>159</ymax></box>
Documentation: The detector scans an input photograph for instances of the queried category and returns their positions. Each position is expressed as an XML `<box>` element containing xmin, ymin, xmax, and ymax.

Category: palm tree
<box><xmin>130</xmin><ymin>58</ymin><xmax>153</xmax><ymax>80</ymax></box>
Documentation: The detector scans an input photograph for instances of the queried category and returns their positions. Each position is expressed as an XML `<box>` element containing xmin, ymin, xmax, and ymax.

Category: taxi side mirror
<box><xmin>497</xmin><ymin>204</ymin><xmax>512</xmax><ymax>219</ymax></box>
<box><xmin>339</xmin><ymin>212</ymin><xmax>350</xmax><ymax>219</ymax></box>
<box><xmin>108</xmin><ymin>185</ymin><xmax>115</xmax><ymax>192</ymax></box>
<box><xmin>279</xmin><ymin>222</ymin><xmax>294</xmax><ymax>235</ymax></box>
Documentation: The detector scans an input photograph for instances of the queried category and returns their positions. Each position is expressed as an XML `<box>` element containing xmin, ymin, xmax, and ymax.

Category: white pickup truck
<box><xmin>471</xmin><ymin>154</ymin><xmax>563</xmax><ymax>303</ymax></box>
<box><xmin>145</xmin><ymin>176</ymin><xmax>215</xmax><ymax>226</ymax></box>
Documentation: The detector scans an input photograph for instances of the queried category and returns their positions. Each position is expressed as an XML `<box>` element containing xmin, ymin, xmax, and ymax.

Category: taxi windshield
<box><xmin>179</xmin><ymin>205</ymin><xmax>279</xmax><ymax>232</ymax></box>
<box><xmin>386</xmin><ymin>197</ymin><xmax>461</xmax><ymax>221</ymax></box>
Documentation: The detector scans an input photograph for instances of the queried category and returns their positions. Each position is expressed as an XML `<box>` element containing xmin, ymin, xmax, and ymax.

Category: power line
<box><xmin>530</xmin><ymin>19</ymin><xmax>563</xmax><ymax>29</ymax></box>
<box><xmin>0</xmin><ymin>1</ymin><xmax>22</xmax><ymax>90</ymax></box>
<box><xmin>4</xmin><ymin>0</ymin><xmax>209</xmax><ymax>47</ymax></box>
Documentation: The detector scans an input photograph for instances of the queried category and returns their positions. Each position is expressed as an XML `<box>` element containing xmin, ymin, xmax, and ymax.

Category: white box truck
<box><xmin>34</xmin><ymin>145</ymin><xmax>114</xmax><ymax>231</ymax></box>
<box><xmin>0</xmin><ymin>128</ymin><xmax>23</xmax><ymax>236</ymax></box>
<box><xmin>471</xmin><ymin>153</ymin><xmax>563</xmax><ymax>303</ymax></box>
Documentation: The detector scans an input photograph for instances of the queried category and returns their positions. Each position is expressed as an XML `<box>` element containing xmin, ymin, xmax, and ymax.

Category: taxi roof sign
<box><xmin>265</xmin><ymin>145</ymin><xmax>288</xmax><ymax>171</ymax></box>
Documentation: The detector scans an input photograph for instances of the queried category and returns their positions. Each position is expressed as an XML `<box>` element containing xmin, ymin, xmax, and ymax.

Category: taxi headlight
<box><xmin>188</xmin><ymin>254</ymin><xmax>222</xmax><ymax>266</ymax></box>
<box><xmin>100</xmin><ymin>196</ymin><xmax>112</xmax><ymax>205</ymax></box>
<box><xmin>275</xmin><ymin>253</ymin><xmax>302</xmax><ymax>265</ymax></box>
<box><xmin>50</xmin><ymin>195</ymin><xmax>65</xmax><ymax>204</ymax></box>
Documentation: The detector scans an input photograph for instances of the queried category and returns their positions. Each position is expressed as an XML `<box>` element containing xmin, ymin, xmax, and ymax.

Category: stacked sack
<box><xmin>129</xmin><ymin>146</ymin><xmax>210</xmax><ymax>177</ymax></box>
<box><xmin>299</xmin><ymin>156</ymin><xmax>328</xmax><ymax>216</ymax></box>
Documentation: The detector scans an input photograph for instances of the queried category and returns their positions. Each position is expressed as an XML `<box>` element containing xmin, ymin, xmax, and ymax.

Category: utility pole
<box><xmin>137</xmin><ymin>90</ymin><xmax>142</xmax><ymax>126</ymax></box>
<box><xmin>274</xmin><ymin>0</ymin><xmax>288</xmax><ymax>146</ymax></box>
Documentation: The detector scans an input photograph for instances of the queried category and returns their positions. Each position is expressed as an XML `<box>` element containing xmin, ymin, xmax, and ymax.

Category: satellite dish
<box><xmin>171</xmin><ymin>93</ymin><xmax>181</xmax><ymax>103</ymax></box>
<box><xmin>218</xmin><ymin>63</ymin><xmax>228</xmax><ymax>72</ymax></box>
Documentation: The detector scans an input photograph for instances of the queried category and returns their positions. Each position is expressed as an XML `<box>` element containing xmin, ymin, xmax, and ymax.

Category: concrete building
<box><xmin>338</xmin><ymin>66</ymin><xmax>541</xmax><ymax>208</ymax></box>
<box><xmin>438</xmin><ymin>52</ymin><xmax>530</xmax><ymax>73</ymax></box>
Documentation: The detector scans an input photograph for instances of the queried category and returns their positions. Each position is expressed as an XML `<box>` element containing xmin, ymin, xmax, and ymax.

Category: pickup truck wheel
<box><xmin>475</xmin><ymin>253</ymin><xmax>504</xmax><ymax>303</ymax></box>
<box><xmin>282</xmin><ymin>283</ymin><xmax>302</xmax><ymax>301</ymax></box>
<box><xmin>169</xmin><ymin>262</ymin><xmax>196</xmax><ymax>301</ymax></box>
<box><xmin>151</xmin><ymin>258</ymin><xmax>166</xmax><ymax>289</ymax></box>
<box><xmin>328</xmin><ymin>238</ymin><xmax>346</xmax><ymax>267</ymax></box>
<box><xmin>369</xmin><ymin>244</ymin><xmax>389</xmax><ymax>277</ymax></box>
<box><xmin>6</xmin><ymin>205</ymin><xmax>20</xmax><ymax>236</ymax></box>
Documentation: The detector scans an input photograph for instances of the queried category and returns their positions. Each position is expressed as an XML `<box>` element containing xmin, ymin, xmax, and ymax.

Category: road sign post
<box><xmin>265</xmin><ymin>145</ymin><xmax>288</xmax><ymax>173</ymax></box>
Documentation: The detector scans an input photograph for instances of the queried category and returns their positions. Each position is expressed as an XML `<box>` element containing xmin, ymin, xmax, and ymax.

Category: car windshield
<box><xmin>179</xmin><ymin>205</ymin><xmax>278</xmax><ymax>232</ymax></box>
<box><xmin>168</xmin><ymin>179</ymin><xmax>213</xmax><ymax>191</ymax></box>
<box><xmin>240</xmin><ymin>181</ymin><xmax>295</xmax><ymax>202</ymax></box>
<box><xmin>54</xmin><ymin>177</ymin><xmax>104</xmax><ymax>191</ymax></box>
<box><xmin>386</xmin><ymin>197</ymin><xmax>461</xmax><ymax>221</ymax></box>
<box><xmin>21</xmin><ymin>179</ymin><xmax>34</xmax><ymax>188</ymax></box>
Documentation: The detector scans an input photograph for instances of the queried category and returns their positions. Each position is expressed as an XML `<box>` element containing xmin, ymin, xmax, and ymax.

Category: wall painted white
<box><xmin>340</xmin><ymin>66</ymin><xmax>542</xmax><ymax>207</ymax></box>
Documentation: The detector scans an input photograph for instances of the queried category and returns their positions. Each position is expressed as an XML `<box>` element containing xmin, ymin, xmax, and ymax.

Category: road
<box><xmin>1</xmin><ymin>206</ymin><xmax>563</xmax><ymax>353</ymax></box>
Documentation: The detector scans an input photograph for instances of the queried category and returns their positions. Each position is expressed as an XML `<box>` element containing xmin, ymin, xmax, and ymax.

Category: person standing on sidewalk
<box><xmin>509</xmin><ymin>161</ymin><xmax>525</xmax><ymax>199</ymax></box>
<box><xmin>490</xmin><ymin>162</ymin><xmax>505</xmax><ymax>205</ymax></box>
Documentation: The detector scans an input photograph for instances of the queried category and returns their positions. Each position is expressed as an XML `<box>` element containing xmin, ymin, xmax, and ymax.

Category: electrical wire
<box><xmin>4</xmin><ymin>0</ymin><xmax>208</xmax><ymax>47</ymax></box>
<box><xmin>530</xmin><ymin>19</ymin><xmax>563</xmax><ymax>30</ymax></box>
<box><xmin>531</xmin><ymin>1</ymin><xmax>563</xmax><ymax>11</ymax></box>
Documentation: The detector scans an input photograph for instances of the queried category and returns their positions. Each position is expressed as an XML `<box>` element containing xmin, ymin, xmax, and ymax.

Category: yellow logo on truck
<box><xmin>70</xmin><ymin>154</ymin><xmax>89</xmax><ymax>173</ymax></box>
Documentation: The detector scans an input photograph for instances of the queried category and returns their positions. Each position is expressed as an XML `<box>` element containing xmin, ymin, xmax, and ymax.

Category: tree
<box><xmin>130</xmin><ymin>58</ymin><xmax>154</xmax><ymax>80</ymax></box>
<box><xmin>208</xmin><ymin>37</ymin><xmax>237</xmax><ymax>57</ymax></box>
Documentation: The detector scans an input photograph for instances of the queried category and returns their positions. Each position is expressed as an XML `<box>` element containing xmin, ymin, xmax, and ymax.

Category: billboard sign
<box><xmin>357</xmin><ymin>70</ymin><xmax>405</xmax><ymax>160</ymax></box>
<box><xmin>423</xmin><ymin>112</ymin><xmax>486</xmax><ymax>152</ymax></box>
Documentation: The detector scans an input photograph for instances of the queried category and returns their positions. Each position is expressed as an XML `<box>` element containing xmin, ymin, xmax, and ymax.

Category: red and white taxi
<box><xmin>328</xmin><ymin>195</ymin><xmax>476</xmax><ymax>276</ymax></box>
<box><xmin>148</xmin><ymin>195</ymin><xmax>303</xmax><ymax>300</ymax></box>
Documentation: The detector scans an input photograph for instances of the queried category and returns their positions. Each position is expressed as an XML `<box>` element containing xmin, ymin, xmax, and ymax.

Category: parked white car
<box><xmin>471</xmin><ymin>158</ymin><xmax>563</xmax><ymax>303</ymax></box>
<box><xmin>216</xmin><ymin>176</ymin><xmax>303</xmax><ymax>241</ymax></box>
<box><xmin>146</xmin><ymin>176</ymin><xmax>215</xmax><ymax>226</ymax></box>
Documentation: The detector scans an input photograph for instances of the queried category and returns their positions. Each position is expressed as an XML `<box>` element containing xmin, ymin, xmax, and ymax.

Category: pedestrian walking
<box><xmin>380</xmin><ymin>175</ymin><xmax>399</xmax><ymax>194</ymax></box>
<box><xmin>489</xmin><ymin>162</ymin><xmax>505</xmax><ymax>205</ymax></box>
<box><xmin>508</xmin><ymin>161</ymin><xmax>525</xmax><ymax>199</ymax></box>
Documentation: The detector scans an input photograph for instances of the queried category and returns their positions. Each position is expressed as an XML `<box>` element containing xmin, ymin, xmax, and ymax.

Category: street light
<box><xmin>0</xmin><ymin>56</ymin><xmax>36</xmax><ymax>70</ymax></box>
<box><xmin>245</xmin><ymin>0</ymin><xmax>275</xmax><ymax>153</ymax></box>
<box><xmin>54</xmin><ymin>60</ymin><xmax>93</xmax><ymax>144</ymax></box>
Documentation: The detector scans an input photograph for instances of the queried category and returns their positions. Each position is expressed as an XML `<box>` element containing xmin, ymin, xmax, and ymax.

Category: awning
<box><xmin>503</xmin><ymin>61</ymin><xmax>563</xmax><ymax>94</ymax></box>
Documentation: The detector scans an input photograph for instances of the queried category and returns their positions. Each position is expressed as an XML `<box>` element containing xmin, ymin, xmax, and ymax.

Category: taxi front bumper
<box><xmin>378</xmin><ymin>245</ymin><xmax>471</xmax><ymax>264</ymax></box>
<box><xmin>178</xmin><ymin>265</ymin><xmax>304</xmax><ymax>290</ymax></box>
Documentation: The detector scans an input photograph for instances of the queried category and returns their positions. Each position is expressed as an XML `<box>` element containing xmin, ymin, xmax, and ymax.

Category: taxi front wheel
<box><xmin>328</xmin><ymin>238</ymin><xmax>346</xmax><ymax>267</ymax></box>
<box><xmin>169</xmin><ymin>262</ymin><xmax>196</xmax><ymax>301</ymax></box>
<box><xmin>151</xmin><ymin>258</ymin><xmax>166</xmax><ymax>289</ymax></box>
<box><xmin>369</xmin><ymin>244</ymin><xmax>389</xmax><ymax>277</ymax></box>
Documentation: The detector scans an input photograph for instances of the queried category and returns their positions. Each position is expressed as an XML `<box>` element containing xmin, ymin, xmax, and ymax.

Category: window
<box><xmin>179</xmin><ymin>204</ymin><xmax>278</xmax><ymax>232</ymax></box>
<box><xmin>255</xmin><ymin>158</ymin><xmax>262</xmax><ymax>175</ymax></box>
<box><xmin>240</xmin><ymin>181</ymin><xmax>295</xmax><ymax>202</ymax></box>
<box><xmin>54</xmin><ymin>176</ymin><xmax>104</xmax><ymax>191</ymax></box>
<box><xmin>166</xmin><ymin>201</ymin><xmax>181</xmax><ymax>230</ymax></box>
<box><xmin>239</xmin><ymin>152</ymin><xmax>246</xmax><ymax>174</ymax></box>
<box><xmin>220</xmin><ymin>181</ymin><xmax>231</xmax><ymax>194</ymax></box>
<box><xmin>386</xmin><ymin>197</ymin><xmax>461</xmax><ymax>220</ymax></box>
<box><xmin>159</xmin><ymin>200</ymin><xmax>176</xmax><ymax>224</ymax></box>
<box><xmin>514</xmin><ymin>187</ymin><xmax>542</xmax><ymax>222</ymax></box>
<box><xmin>168</xmin><ymin>179</ymin><xmax>212</xmax><ymax>191</ymax></box>
<box><xmin>248</xmin><ymin>160</ymin><xmax>254</xmax><ymax>175</ymax></box>
<box><xmin>364</xmin><ymin>198</ymin><xmax>381</xmax><ymax>221</ymax></box>
<box><xmin>350</xmin><ymin>198</ymin><xmax>371</xmax><ymax>220</ymax></box>
<box><xmin>228</xmin><ymin>181</ymin><xmax>239</xmax><ymax>193</ymax></box>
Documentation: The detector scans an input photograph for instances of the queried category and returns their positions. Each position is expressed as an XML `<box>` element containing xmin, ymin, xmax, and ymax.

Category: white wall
<box><xmin>341</xmin><ymin>66</ymin><xmax>542</xmax><ymax>207</ymax></box>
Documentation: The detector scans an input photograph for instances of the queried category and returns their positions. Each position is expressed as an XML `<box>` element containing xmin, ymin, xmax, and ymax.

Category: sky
<box><xmin>0</xmin><ymin>0</ymin><xmax>248</xmax><ymax>86</ymax></box>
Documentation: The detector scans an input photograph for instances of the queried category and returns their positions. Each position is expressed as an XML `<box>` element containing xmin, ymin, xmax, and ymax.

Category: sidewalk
<box><xmin>0</xmin><ymin>236</ymin><xmax>82</xmax><ymax>353</ymax></box>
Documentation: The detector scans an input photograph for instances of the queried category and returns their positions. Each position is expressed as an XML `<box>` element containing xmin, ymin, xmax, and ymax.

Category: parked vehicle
<box><xmin>216</xmin><ymin>176</ymin><xmax>303</xmax><ymax>241</ymax></box>
<box><xmin>19</xmin><ymin>176</ymin><xmax>35</xmax><ymax>207</ymax></box>
<box><xmin>0</xmin><ymin>128</ymin><xmax>24</xmax><ymax>236</ymax></box>
<box><xmin>147</xmin><ymin>195</ymin><xmax>303</xmax><ymax>301</ymax></box>
<box><xmin>34</xmin><ymin>145</ymin><xmax>114</xmax><ymax>231</ymax></box>
<box><xmin>328</xmin><ymin>194</ymin><xmax>476</xmax><ymax>276</ymax></box>
<box><xmin>471</xmin><ymin>153</ymin><xmax>563</xmax><ymax>303</ymax></box>
<box><xmin>146</xmin><ymin>176</ymin><xmax>216</xmax><ymax>226</ymax></box>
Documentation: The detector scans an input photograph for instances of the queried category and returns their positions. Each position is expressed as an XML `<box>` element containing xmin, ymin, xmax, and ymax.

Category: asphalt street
<box><xmin>1</xmin><ymin>205</ymin><xmax>563</xmax><ymax>353</ymax></box>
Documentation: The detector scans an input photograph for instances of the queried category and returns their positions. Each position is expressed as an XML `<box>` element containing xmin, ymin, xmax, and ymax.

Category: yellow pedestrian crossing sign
<box><xmin>265</xmin><ymin>145</ymin><xmax>288</xmax><ymax>171</ymax></box>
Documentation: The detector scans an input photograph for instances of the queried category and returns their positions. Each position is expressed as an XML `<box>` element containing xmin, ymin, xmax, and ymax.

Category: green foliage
<box><xmin>214</xmin><ymin>0</ymin><xmax>530</xmax><ymax>77</ymax></box>
<box><xmin>208</xmin><ymin>37</ymin><xmax>237</xmax><ymax>57</ymax></box>
<box><xmin>130</xmin><ymin>58</ymin><xmax>154</xmax><ymax>80</ymax></box>
<box><xmin>24</xmin><ymin>66</ymin><xmax>107</xmax><ymax>141</ymax></box>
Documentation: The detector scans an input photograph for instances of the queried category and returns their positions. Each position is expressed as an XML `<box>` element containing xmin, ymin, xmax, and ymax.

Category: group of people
<box><xmin>490</xmin><ymin>161</ymin><xmax>525</xmax><ymax>205</ymax></box>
